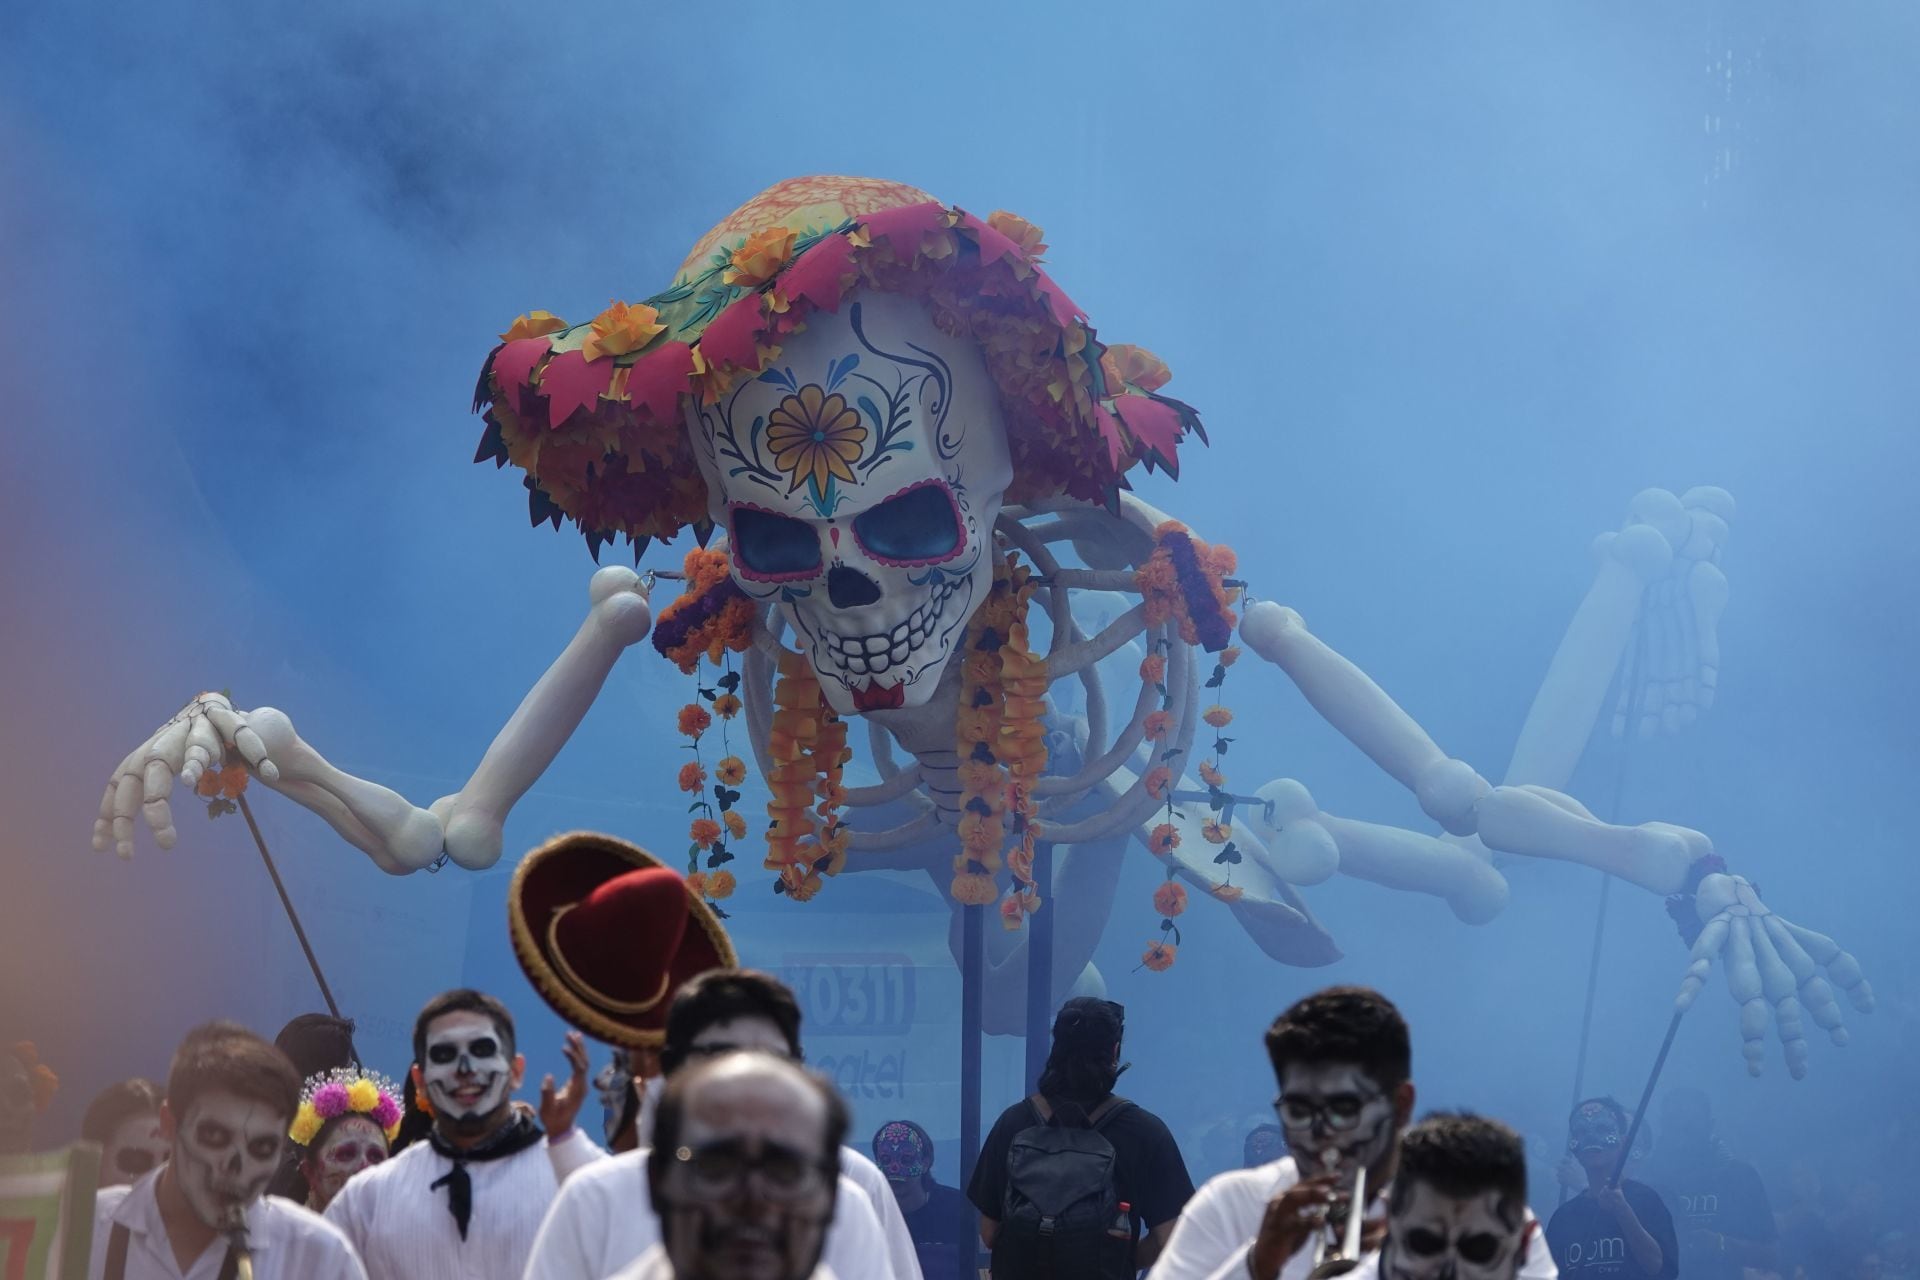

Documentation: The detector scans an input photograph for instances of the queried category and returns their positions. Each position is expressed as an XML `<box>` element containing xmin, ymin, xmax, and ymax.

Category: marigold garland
<box><xmin>652</xmin><ymin>548</ymin><xmax>756</xmax><ymax>674</ymax></box>
<box><xmin>952</xmin><ymin>553</ymin><xmax>1048</xmax><ymax>921</ymax></box>
<box><xmin>1135</xmin><ymin>522</ymin><xmax>1242</xmax><ymax>653</ymax></box>
<box><xmin>763</xmin><ymin>646</ymin><xmax>851</xmax><ymax>901</ymax></box>
<box><xmin>670</xmin><ymin>642</ymin><xmax>750</xmax><ymax>914</ymax></box>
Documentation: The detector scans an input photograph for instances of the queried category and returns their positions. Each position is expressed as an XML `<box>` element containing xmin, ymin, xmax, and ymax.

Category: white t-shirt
<box><xmin>522</xmin><ymin>1147</ymin><xmax>895</xmax><ymax>1280</ymax></box>
<box><xmin>325</xmin><ymin>1129</ymin><xmax>601</xmax><ymax>1280</ymax></box>
<box><xmin>91</xmin><ymin>1172</ymin><xmax>366</xmax><ymax>1280</ymax></box>
<box><xmin>1146</xmin><ymin>1157</ymin><xmax>1558</xmax><ymax>1280</ymax></box>
<box><xmin>607</xmin><ymin>1243</ymin><xmax>838</xmax><ymax>1280</ymax></box>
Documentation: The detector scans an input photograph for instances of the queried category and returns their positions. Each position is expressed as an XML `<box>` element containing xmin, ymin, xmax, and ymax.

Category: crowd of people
<box><xmin>0</xmin><ymin>840</ymin><xmax>1902</xmax><ymax>1280</ymax></box>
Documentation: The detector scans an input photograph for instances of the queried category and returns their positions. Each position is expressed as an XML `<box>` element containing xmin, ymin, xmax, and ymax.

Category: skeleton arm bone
<box><xmin>97</xmin><ymin>566</ymin><xmax>653</xmax><ymax>873</ymax></box>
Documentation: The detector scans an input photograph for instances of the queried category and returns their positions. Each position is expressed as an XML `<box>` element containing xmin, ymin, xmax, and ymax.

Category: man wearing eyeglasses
<box><xmin>523</xmin><ymin>971</ymin><xmax>909</xmax><ymax>1280</ymax></box>
<box><xmin>1146</xmin><ymin>987</ymin><xmax>1558</xmax><ymax>1280</ymax></box>
<box><xmin>614</xmin><ymin>1051</ymin><xmax>845</xmax><ymax>1280</ymax></box>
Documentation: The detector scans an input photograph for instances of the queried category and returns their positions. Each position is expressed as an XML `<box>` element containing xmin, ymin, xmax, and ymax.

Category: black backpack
<box><xmin>993</xmin><ymin>1093</ymin><xmax>1135</xmax><ymax>1280</ymax></box>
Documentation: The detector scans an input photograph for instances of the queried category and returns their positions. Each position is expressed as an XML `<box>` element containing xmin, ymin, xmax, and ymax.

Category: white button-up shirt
<box><xmin>90</xmin><ymin>1171</ymin><xmax>366</xmax><ymax>1280</ymax></box>
<box><xmin>607</xmin><ymin>1243</ymin><xmax>838</xmax><ymax>1280</ymax></box>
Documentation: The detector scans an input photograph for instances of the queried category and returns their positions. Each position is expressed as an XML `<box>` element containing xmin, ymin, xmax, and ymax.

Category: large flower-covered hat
<box><xmin>473</xmin><ymin>175</ymin><xmax>1205</xmax><ymax>555</ymax></box>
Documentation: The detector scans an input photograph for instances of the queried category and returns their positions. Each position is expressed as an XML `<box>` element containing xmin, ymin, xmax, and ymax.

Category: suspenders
<box><xmin>103</xmin><ymin>1223</ymin><xmax>243</xmax><ymax>1280</ymax></box>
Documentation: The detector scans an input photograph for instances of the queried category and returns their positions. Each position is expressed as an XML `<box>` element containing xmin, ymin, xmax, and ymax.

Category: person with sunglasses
<box><xmin>621</xmin><ymin>1050</ymin><xmax>846</xmax><ymax>1280</ymax></box>
<box><xmin>1148</xmin><ymin>986</ymin><xmax>1556</xmax><ymax>1280</ymax></box>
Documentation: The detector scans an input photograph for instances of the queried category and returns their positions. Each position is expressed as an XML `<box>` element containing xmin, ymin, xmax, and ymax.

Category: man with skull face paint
<box><xmin>323</xmin><ymin>989</ymin><xmax>603</xmax><ymax>1280</ymax></box>
<box><xmin>1355</xmin><ymin>1114</ymin><xmax>1535</xmax><ymax>1280</ymax></box>
<box><xmin>88</xmin><ymin>1022</ymin><xmax>366</xmax><ymax>1280</ymax></box>
<box><xmin>620</xmin><ymin>1051</ymin><xmax>847</xmax><ymax>1280</ymax></box>
<box><xmin>1544</xmin><ymin>1098</ymin><xmax>1676</xmax><ymax>1280</ymax></box>
<box><xmin>1148</xmin><ymin>988</ymin><xmax>1558</xmax><ymax>1280</ymax></box>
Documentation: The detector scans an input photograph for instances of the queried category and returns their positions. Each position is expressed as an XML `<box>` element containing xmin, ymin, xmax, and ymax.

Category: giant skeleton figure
<box><xmin>94</xmin><ymin>178</ymin><xmax>1869</xmax><ymax>1077</ymax></box>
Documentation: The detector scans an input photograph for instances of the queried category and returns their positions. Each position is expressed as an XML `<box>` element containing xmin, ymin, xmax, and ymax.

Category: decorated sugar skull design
<box><xmin>689</xmin><ymin>291</ymin><xmax>1012</xmax><ymax>715</ymax></box>
<box><xmin>1380</xmin><ymin>1180</ymin><xmax>1529</xmax><ymax>1280</ymax></box>
<box><xmin>1274</xmin><ymin>1062</ymin><xmax>1400</xmax><ymax>1177</ymax></box>
<box><xmin>872</xmin><ymin>1120</ymin><xmax>932</xmax><ymax>1185</ymax></box>
<box><xmin>1566</xmin><ymin>1099</ymin><xmax>1625</xmax><ymax>1160</ymax></box>
<box><xmin>306</xmin><ymin>1114</ymin><xmax>388</xmax><ymax>1209</ymax></box>
<box><xmin>419</xmin><ymin>1009</ymin><xmax>515</xmax><ymax>1130</ymax></box>
<box><xmin>290</xmin><ymin>1066</ymin><xmax>402</xmax><ymax>1209</ymax></box>
<box><xmin>172</xmin><ymin>1090</ymin><xmax>287</xmax><ymax>1229</ymax></box>
<box><xmin>595</xmin><ymin>1048</ymin><xmax>634</xmax><ymax>1145</ymax></box>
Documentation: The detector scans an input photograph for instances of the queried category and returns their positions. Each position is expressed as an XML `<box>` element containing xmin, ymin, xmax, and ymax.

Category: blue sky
<box><xmin>3</xmin><ymin>1</ymin><xmax>1916</xmax><ymax>1196</ymax></box>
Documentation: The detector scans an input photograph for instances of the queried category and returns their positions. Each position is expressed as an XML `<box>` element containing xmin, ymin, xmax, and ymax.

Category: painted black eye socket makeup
<box><xmin>468</xmin><ymin>1038</ymin><xmax>499</xmax><ymax>1060</ymax></box>
<box><xmin>194</xmin><ymin>1122</ymin><xmax>234</xmax><ymax>1149</ymax></box>
<box><xmin>427</xmin><ymin>1045</ymin><xmax>458</xmax><ymax>1065</ymax></box>
<box><xmin>1407</xmin><ymin>1228</ymin><xmax>1449</xmax><ymax>1257</ymax></box>
<box><xmin>1276</xmin><ymin>1091</ymin><xmax>1375</xmax><ymax>1131</ymax></box>
<box><xmin>247</xmin><ymin>1138</ymin><xmax>279</xmax><ymax>1160</ymax></box>
<box><xmin>851</xmin><ymin>484</ymin><xmax>961</xmax><ymax>562</ymax></box>
<box><xmin>732</xmin><ymin>506</ymin><xmax>824</xmax><ymax>578</ymax></box>
<box><xmin>1459</xmin><ymin>1234</ymin><xmax>1503</xmax><ymax>1265</ymax></box>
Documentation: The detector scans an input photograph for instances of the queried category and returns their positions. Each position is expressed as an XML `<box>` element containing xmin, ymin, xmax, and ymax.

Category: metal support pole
<box><xmin>958</xmin><ymin>902</ymin><xmax>985</xmax><ymax>1279</ymax></box>
<box><xmin>1609</xmin><ymin>1009</ymin><xmax>1686</xmax><ymax>1189</ymax></box>
<box><xmin>1023</xmin><ymin>841</ymin><xmax>1056</xmax><ymax>1094</ymax></box>
<box><xmin>237</xmin><ymin>793</ymin><xmax>348</xmax><ymax>1030</ymax></box>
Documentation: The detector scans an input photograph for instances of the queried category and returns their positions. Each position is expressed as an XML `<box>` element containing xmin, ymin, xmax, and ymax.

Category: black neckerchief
<box><xmin>426</xmin><ymin>1111</ymin><xmax>543</xmax><ymax>1240</ymax></box>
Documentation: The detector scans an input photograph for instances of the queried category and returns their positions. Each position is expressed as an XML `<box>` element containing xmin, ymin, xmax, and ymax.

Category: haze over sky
<box><xmin>3</xmin><ymin>1</ymin><xmax>1914</xmax><ymax>1197</ymax></box>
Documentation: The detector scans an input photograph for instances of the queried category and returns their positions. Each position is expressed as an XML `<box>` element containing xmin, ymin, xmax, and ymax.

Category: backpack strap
<box><xmin>1087</xmin><ymin>1095</ymin><xmax>1133</xmax><ymax>1131</ymax></box>
<box><xmin>1027</xmin><ymin>1094</ymin><xmax>1054</xmax><ymax>1125</ymax></box>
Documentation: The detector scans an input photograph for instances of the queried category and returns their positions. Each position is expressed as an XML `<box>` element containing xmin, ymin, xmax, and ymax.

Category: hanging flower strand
<box><xmin>954</xmin><ymin>553</ymin><xmax>1046</xmax><ymax>920</ymax></box>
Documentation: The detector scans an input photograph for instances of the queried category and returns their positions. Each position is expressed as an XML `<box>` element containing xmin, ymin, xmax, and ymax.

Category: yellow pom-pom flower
<box><xmin>289</xmin><ymin>1105</ymin><xmax>323</xmax><ymax>1147</ymax></box>
<box><xmin>346</xmin><ymin>1078</ymin><xmax>380</xmax><ymax>1114</ymax></box>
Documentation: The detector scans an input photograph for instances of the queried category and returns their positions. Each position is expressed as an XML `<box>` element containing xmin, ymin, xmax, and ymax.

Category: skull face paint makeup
<box><xmin>595</xmin><ymin>1050</ymin><xmax>635</xmax><ymax>1145</ymax></box>
<box><xmin>170</xmin><ymin>1090</ymin><xmax>286</xmax><ymax>1230</ymax></box>
<box><xmin>420</xmin><ymin>1010</ymin><xmax>513</xmax><ymax>1131</ymax></box>
<box><xmin>1381</xmin><ymin>1182</ymin><xmax>1527</xmax><ymax>1280</ymax></box>
<box><xmin>101</xmin><ymin>1111</ymin><xmax>170</xmax><ymax>1186</ymax></box>
<box><xmin>305</xmin><ymin>1114</ymin><xmax>387</xmax><ymax>1210</ymax></box>
<box><xmin>1275</xmin><ymin>1063</ymin><xmax>1398</xmax><ymax>1177</ymax></box>
<box><xmin>1567</xmin><ymin>1102</ymin><xmax>1624</xmax><ymax>1160</ymax></box>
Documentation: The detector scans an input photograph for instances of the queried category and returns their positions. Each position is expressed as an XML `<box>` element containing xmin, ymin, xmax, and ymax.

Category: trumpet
<box><xmin>223</xmin><ymin>1207</ymin><xmax>255</xmax><ymax>1280</ymax></box>
<box><xmin>1306</xmin><ymin>1160</ymin><xmax>1368</xmax><ymax>1280</ymax></box>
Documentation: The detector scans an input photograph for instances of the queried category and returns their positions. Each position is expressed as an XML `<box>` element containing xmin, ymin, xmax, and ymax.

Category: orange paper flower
<box><xmin>712</xmin><ymin>692</ymin><xmax>744</xmax><ymax>720</ymax></box>
<box><xmin>689</xmin><ymin>818</ymin><xmax>722</xmax><ymax>848</ymax></box>
<box><xmin>724</xmin><ymin>227</ymin><xmax>798</xmax><ymax>288</ymax></box>
<box><xmin>985</xmin><ymin>210</ymin><xmax>1048</xmax><ymax>259</ymax></box>
<box><xmin>580</xmin><ymin>300</ymin><xmax>665</xmax><ymax>362</ymax></box>
<box><xmin>999</xmin><ymin>893</ymin><xmax>1027</xmax><ymax>931</ymax></box>
<box><xmin>678</xmin><ymin>704</ymin><xmax>713</xmax><ymax>738</ymax></box>
<box><xmin>1143</xmin><ymin>710</ymin><xmax>1172</xmax><ymax>741</ymax></box>
<box><xmin>1148</xmin><ymin>823</ymin><xmax>1181</xmax><ymax>856</ymax></box>
<box><xmin>1211</xmin><ymin>882</ymin><xmax>1245</xmax><ymax>903</ymax></box>
<box><xmin>677</xmin><ymin>762</ymin><xmax>708</xmax><ymax>793</ymax></box>
<box><xmin>1197</xmin><ymin>761</ymin><xmax>1226</xmax><ymax>789</ymax></box>
<box><xmin>1202</xmin><ymin>819</ymin><xmax>1232</xmax><ymax>845</ymax></box>
<box><xmin>1100</xmin><ymin>343</ymin><xmax>1172</xmax><ymax>394</ymax></box>
<box><xmin>707</xmin><ymin>870</ymin><xmax>737</xmax><ymax>900</ymax></box>
<box><xmin>949</xmin><ymin>871</ymin><xmax>999</xmax><ymax>906</ymax></box>
<box><xmin>782</xmin><ymin>864</ymin><xmax>824</xmax><ymax>902</ymax></box>
<box><xmin>685</xmin><ymin>871</ymin><xmax>710</xmax><ymax>898</ymax></box>
<box><xmin>1220</xmin><ymin>646</ymin><xmax>1242</xmax><ymax>668</ymax></box>
<box><xmin>498</xmin><ymin>310</ymin><xmax>567</xmax><ymax>343</ymax></box>
<box><xmin>1141</xmin><ymin>940</ymin><xmax>1177</xmax><ymax>973</ymax></box>
<box><xmin>767</xmin><ymin>386</ymin><xmax>867</xmax><ymax>497</ymax></box>
<box><xmin>1153</xmin><ymin>881</ymin><xmax>1189</xmax><ymax>918</ymax></box>
<box><xmin>724</xmin><ymin>811</ymin><xmax>748</xmax><ymax>840</ymax></box>
<box><xmin>1139</xmin><ymin>654</ymin><xmax>1166</xmax><ymax>683</ymax></box>
<box><xmin>715</xmin><ymin>756</ymin><xmax>748</xmax><ymax>786</ymax></box>
<box><xmin>1202</xmin><ymin>705</ymin><xmax>1234</xmax><ymax>729</ymax></box>
<box><xmin>1143</xmin><ymin>766</ymin><xmax>1173</xmax><ymax>801</ymax></box>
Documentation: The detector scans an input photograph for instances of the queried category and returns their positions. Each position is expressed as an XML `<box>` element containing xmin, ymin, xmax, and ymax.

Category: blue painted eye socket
<box><xmin>852</xmin><ymin>485</ymin><xmax>961</xmax><ymax>563</ymax></box>
<box><xmin>732</xmin><ymin>507</ymin><xmax>823</xmax><ymax>578</ymax></box>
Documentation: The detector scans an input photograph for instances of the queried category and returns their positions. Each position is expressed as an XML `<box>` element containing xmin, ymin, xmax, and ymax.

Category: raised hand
<box><xmin>1675</xmin><ymin>873</ymin><xmax>1873</xmax><ymax>1078</ymax></box>
<box><xmin>538</xmin><ymin>1031</ymin><xmax>592</xmax><ymax>1139</ymax></box>
<box><xmin>93</xmin><ymin>693</ymin><xmax>283</xmax><ymax>858</ymax></box>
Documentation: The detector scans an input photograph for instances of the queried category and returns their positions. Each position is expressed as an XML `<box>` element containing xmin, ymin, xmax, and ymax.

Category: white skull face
<box><xmin>1275</xmin><ymin>1063</ymin><xmax>1399</xmax><ymax>1177</ymax></box>
<box><xmin>689</xmin><ymin>290</ymin><xmax>1012</xmax><ymax>715</ymax></box>
<box><xmin>172</xmin><ymin>1089</ymin><xmax>286</xmax><ymax>1229</ymax></box>
<box><xmin>101</xmin><ymin>1110</ymin><xmax>169</xmax><ymax>1186</ymax></box>
<box><xmin>1381</xmin><ymin>1181</ymin><xmax>1528</xmax><ymax>1280</ymax></box>
<box><xmin>421</xmin><ymin>1010</ymin><xmax>513</xmax><ymax>1128</ymax></box>
<box><xmin>305</xmin><ymin>1114</ymin><xmax>388</xmax><ymax>1210</ymax></box>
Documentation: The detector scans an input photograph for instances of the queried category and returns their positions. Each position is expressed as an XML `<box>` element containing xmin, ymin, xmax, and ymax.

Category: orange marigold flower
<box><xmin>999</xmin><ymin>893</ymin><xmax>1027</xmax><ymax>931</ymax></box>
<box><xmin>1099</xmin><ymin>343</ymin><xmax>1172</xmax><ymax>394</ymax></box>
<box><xmin>1148</xmin><ymin>823</ymin><xmax>1180</xmax><ymax>856</ymax></box>
<box><xmin>498</xmin><ymin>310</ymin><xmax>567</xmax><ymax>343</ymax></box>
<box><xmin>949</xmin><ymin>872</ymin><xmax>999</xmax><ymax>907</ymax></box>
<box><xmin>707</xmin><ymin>870</ymin><xmax>737</xmax><ymax>900</ymax></box>
<box><xmin>1153</xmin><ymin>881</ymin><xmax>1189</xmax><ymax>918</ymax></box>
<box><xmin>724</xmin><ymin>227</ymin><xmax>797</xmax><ymax>288</ymax></box>
<box><xmin>1211</xmin><ymin>882</ymin><xmax>1245</xmax><ymax>903</ymax></box>
<box><xmin>217</xmin><ymin>764</ymin><xmax>249</xmax><ymax>799</ymax></box>
<box><xmin>1220</xmin><ymin>646</ymin><xmax>1242</xmax><ymax>668</ymax></box>
<box><xmin>1143</xmin><ymin>766</ymin><xmax>1173</xmax><ymax>801</ymax></box>
<box><xmin>677</xmin><ymin>762</ymin><xmax>707</xmax><ymax>793</ymax></box>
<box><xmin>712</xmin><ymin>692</ymin><xmax>744</xmax><ymax>719</ymax></box>
<box><xmin>1197</xmin><ymin>760</ymin><xmax>1226</xmax><ymax>788</ymax></box>
<box><xmin>1139</xmin><ymin>654</ymin><xmax>1167</xmax><ymax>683</ymax></box>
<box><xmin>581</xmin><ymin>300</ymin><xmax>665</xmax><ymax>361</ymax></box>
<box><xmin>1202</xmin><ymin>819</ymin><xmax>1232</xmax><ymax>845</ymax></box>
<box><xmin>689</xmin><ymin>818</ymin><xmax>722</xmax><ymax>848</ymax></box>
<box><xmin>985</xmin><ymin>210</ymin><xmax>1048</xmax><ymax>259</ymax></box>
<box><xmin>685</xmin><ymin>871</ymin><xmax>709</xmax><ymax>899</ymax></box>
<box><xmin>1202</xmin><ymin>705</ymin><xmax>1234</xmax><ymax>729</ymax></box>
<box><xmin>715</xmin><ymin>756</ymin><xmax>748</xmax><ymax>786</ymax></box>
<box><xmin>782</xmin><ymin>865</ymin><xmax>824</xmax><ymax>902</ymax></box>
<box><xmin>1141</xmin><ymin>940</ymin><xmax>1177</xmax><ymax>973</ymax></box>
<box><xmin>724</xmin><ymin>811</ymin><xmax>748</xmax><ymax>840</ymax></box>
<box><xmin>194</xmin><ymin>769</ymin><xmax>222</xmax><ymax>798</ymax></box>
<box><xmin>1142</xmin><ymin>710</ymin><xmax>1172</xmax><ymax>741</ymax></box>
<box><xmin>678</xmin><ymin>704</ymin><xmax>713</xmax><ymax>737</ymax></box>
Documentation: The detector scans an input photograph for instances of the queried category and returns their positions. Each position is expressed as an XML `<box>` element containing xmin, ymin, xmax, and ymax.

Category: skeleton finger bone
<box><xmin>1762</xmin><ymin>916</ymin><xmax>1849</xmax><ymax>1044</ymax></box>
<box><xmin>181</xmin><ymin>714</ymin><xmax>223</xmax><ymax>789</ymax></box>
<box><xmin>141</xmin><ymin>760</ymin><xmax>178</xmax><ymax>850</ymax></box>
<box><xmin>1688</xmin><ymin>560</ymin><xmax>1728</xmax><ymax>710</ymax></box>
<box><xmin>1725</xmin><ymin>916</ymin><xmax>1769</xmax><ymax>1075</ymax></box>
<box><xmin>1676</xmin><ymin>915</ymin><xmax>1730</xmax><ymax>1010</ymax></box>
<box><xmin>111</xmin><ymin>771</ymin><xmax>141</xmax><ymax>857</ymax></box>
<box><xmin>1746</xmin><ymin>917</ymin><xmax>1811</xmax><ymax>1077</ymax></box>
<box><xmin>203</xmin><ymin>701</ymin><xmax>279</xmax><ymax>783</ymax></box>
<box><xmin>1781</xmin><ymin>920</ymin><xmax>1874</xmax><ymax>1013</ymax></box>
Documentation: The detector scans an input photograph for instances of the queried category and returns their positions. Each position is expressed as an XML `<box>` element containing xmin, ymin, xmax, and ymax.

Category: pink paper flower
<box><xmin>312</xmin><ymin>1082</ymin><xmax>351</xmax><ymax>1118</ymax></box>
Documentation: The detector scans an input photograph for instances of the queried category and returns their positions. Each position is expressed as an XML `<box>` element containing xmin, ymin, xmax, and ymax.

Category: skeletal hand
<box><xmin>1675</xmin><ymin>873</ymin><xmax>1872</xmax><ymax>1078</ymax></box>
<box><xmin>1606</xmin><ymin>487</ymin><xmax>1731</xmax><ymax>739</ymax></box>
<box><xmin>93</xmin><ymin>693</ymin><xmax>283</xmax><ymax>857</ymax></box>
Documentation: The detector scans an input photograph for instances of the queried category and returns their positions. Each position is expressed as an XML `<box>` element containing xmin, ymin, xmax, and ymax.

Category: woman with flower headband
<box><xmin>288</xmin><ymin>1068</ymin><xmax>404</xmax><ymax>1212</ymax></box>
